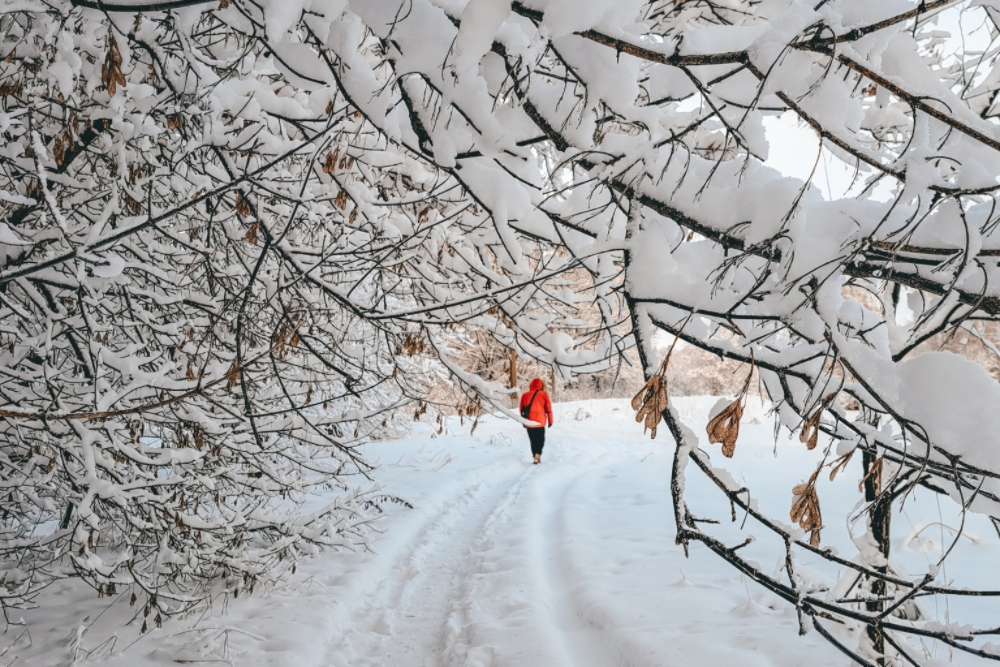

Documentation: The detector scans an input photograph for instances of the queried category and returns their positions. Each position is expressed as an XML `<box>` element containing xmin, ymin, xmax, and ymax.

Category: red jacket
<box><xmin>519</xmin><ymin>378</ymin><xmax>554</xmax><ymax>428</ymax></box>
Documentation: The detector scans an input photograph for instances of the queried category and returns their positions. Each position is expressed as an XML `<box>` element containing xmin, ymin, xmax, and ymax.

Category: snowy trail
<box><xmin>320</xmin><ymin>400</ymin><xmax>850</xmax><ymax>667</ymax></box>
<box><xmin>327</xmin><ymin>464</ymin><xmax>531</xmax><ymax>666</ymax></box>
<box><xmin>334</xmin><ymin>419</ymin><xmax>771</xmax><ymax>667</ymax></box>
<box><xmin>532</xmin><ymin>466</ymin><xmax>633</xmax><ymax>667</ymax></box>
<box><xmin>331</xmin><ymin>445</ymin><xmax>629</xmax><ymax>667</ymax></box>
<box><xmin>17</xmin><ymin>397</ymin><xmax>1000</xmax><ymax>666</ymax></box>
<box><xmin>439</xmin><ymin>458</ymin><xmax>624</xmax><ymax>667</ymax></box>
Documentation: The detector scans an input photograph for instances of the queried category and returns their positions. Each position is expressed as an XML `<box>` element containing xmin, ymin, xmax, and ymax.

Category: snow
<box><xmin>454</xmin><ymin>0</ymin><xmax>512</xmax><ymax>74</ymax></box>
<box><xmin>10</xmin><ymin>397</ymin><xmax>1000</xmax><ymax>666</ymax></box>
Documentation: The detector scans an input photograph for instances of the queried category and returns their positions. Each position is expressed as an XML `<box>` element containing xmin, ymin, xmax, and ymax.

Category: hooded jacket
<box><xmin>519</xmin><ymin>378</ymin><xmax>554</xmax><ymax>428</ymax></box>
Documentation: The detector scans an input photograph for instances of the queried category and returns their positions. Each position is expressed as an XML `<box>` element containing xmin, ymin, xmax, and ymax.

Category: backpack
<box><xmin>520</xmin><ymin>390</ymin><xmax>540</xmax><ymax>421</ymax></box>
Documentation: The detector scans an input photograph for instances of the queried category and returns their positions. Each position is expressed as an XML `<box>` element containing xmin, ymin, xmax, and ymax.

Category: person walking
<box><xmin>519</xmin><ymin>378</ymin><xmax>554</xmax><ymax>464</ymax></box>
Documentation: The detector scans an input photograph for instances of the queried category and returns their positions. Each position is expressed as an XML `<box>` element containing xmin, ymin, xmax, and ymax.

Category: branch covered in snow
<box><xmin>8</xmin><ymin>0</ymin><xmax>1000</xmax><ymax>660</ymax></box>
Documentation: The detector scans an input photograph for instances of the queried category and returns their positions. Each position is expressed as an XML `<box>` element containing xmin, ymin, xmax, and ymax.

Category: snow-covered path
<box><xmin>327</xmin><ymin>461</ymin><xmax>528</xmax><ymax>665</ymax></box>
<box><xmin>316</xmin><ymin>398</ymin><xmax>849</xmax><ymax>667</ymax></box>
<box><xmin>14</xmin><ymin>398</ymin><xmax>1000</xmax><ymax>666</ymax></box>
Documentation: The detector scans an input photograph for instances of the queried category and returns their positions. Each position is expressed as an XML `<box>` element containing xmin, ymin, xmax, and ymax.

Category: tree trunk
<box><xmin>862</xmin><ymin>450</ymin><xmax>891</xmax><ymax>665</ymax></box>
<box><xmin>509</xmin><ymin>349</ymin><xmax>518</xmax><ymax>407</ymax></box>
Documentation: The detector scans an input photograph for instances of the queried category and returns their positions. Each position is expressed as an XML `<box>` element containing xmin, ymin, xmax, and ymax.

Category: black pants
<box><xmin>527</xmin><ymin>428</ymin><xmax>546</xmax><ymax>456</ymax></box>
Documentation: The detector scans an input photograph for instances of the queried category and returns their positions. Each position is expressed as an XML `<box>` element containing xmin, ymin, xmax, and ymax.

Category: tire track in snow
<box><xmin>325</xmin><ymin>461</ymin><xmax>533</xmax><ymax>667</ymax></box>
<box><xmin>439</xmin><ymin>448</ymin><xmax>645</xmax><ymax>667</ymax></box>
<box><xmin>530</xmin><ymin>465</ymin><xmax>627</xmax><ymax>667</ymax></box>
<box><xmin>542</xmin><ymin>466</ymin><xmax>665</xmax><ymax>667</ymax></box>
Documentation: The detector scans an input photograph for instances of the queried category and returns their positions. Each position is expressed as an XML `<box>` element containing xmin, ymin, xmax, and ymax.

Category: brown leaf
<box><xmin>235</xmin><ymin>193</ymin><xmax>251</xmax><ymax>217</ymax></box>
<box><xmin>631</xmin><ymin>374</ymin><xmax>668</xmax><ymax>439</ymax></box>
<box><xmin>102</xmin><ymin>34</ymin><xmax>126</xmax><ymax>97</ymax></box>
<box><xmin>225</xmin><ymin>361</ymin><xmax>241</xmax><ymax>390</ymax></box>
<box><xmin>0</xmin><ymin>80</ymin><xmax>24</xmax><ymax>98</ymax></box>
<box><xmin>323</xmin><ymin>150</ymin><xmax>338</xmax><ymax>174</ymax></box>
<box><xmin>790</xmin><ymin>472</ymin><xmax>822</xmax><ymax>546</ymax></box>
<box><xmin>335</xmin><ymin>189</ymin><xmax>348</xmax><ymax>210</ymax></box>
<box><xmin>859</xmin><ymin>456</ymin><xmax>884</xmax><ymax>496</ymax></box>
<box><xmin>245</xmin><ymin>222</ymin><xmax>259</xmax><ymax>245</ymax></box>
<box><xmin>124</xmin><ymin>193</ymin><xmax>143</xmax><ymax>215</ymax></box>
<box><xmin>800</xmin><ymin>410</ymin><xmax>821</xmax><ymax>450</ymax></box>
<box><xmin>707</xmin><ymin>400</ymin><xmax>743</xmax><ymax>458</ymax></box>
<box><xmin>828</xmin><ymin>450</ymin><xmax>854</xmax><ymax>481</ymax></box>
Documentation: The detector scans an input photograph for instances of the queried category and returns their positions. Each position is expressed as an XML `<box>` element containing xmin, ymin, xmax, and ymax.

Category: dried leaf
<box><xmin>335</xmin><ymin>189</ymin><xmax>348</xmax><ymax>210</ymax></box>
<box><xmin>707</xmin><ymin>400</ymin><xmax>743</xmax><ymax>458</ymax></box>
<box><xmin>124</xmin><ymin>193</ymin><xmax>143</xmax><ymax>215</ymax></box>
<box><xmin>800</xmin><ymin>410</ymin><xmax>821</xmax><ymax>450</ymax></box>
<box><xmin>828</xmin><ymin>450</ymin><xmax>854</xmax><ymax>481</ymax></box>
<box><xmin>859</xmin><ymin>456</ymin><xmax>884</xmax><ymax>496</ymax></box>
<box><xmin>0</xmin><ymin>80</ymin><xmax>24</xmax><ymax>98</ymax></box>
<box><xmin>323</xmin><ymin>150</ymin><xmax>338</xmax><ymax>174</ymax></box>
<box><xmin>225</xmin><ymin>361</ymin><xmax>241</xmax><ymax>390</ymax></box>
<box><xmin>101</xmin><ymin>34</ymin><xmax>127</xmax><ymax>97</ymax></box>
<box><xmin>235</xmin><ymin>193</ymin><xmax>251</xmax><ymax>217</ymax></box>
<box><xmin>245</xmin><ymin>222</ymin><xmax>259</xmax><ymax>245</ymax></box>
<box><xmin>790</xmin><ymin>472</ymin><xmax>822</xmax><ymax>546</ymax></box>
<box><xmin>631</xmin><ymin>374</ymin><xmax>668</xmax><ymax>439</ymax></box>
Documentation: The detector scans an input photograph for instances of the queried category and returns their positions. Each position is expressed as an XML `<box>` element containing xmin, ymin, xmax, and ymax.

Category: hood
<box><xmin>529</xmin><ymin>378</ymin><xmax>545</xmax><ymax>391</ymax></box>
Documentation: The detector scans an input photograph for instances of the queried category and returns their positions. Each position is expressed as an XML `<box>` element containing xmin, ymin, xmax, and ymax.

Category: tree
<box><xmin>6</xmin><ymin>0</ymin><xmax>1000</xmax><ymax>663</ymax></box>
<box><xmin>304</xmin><ymin>0</ymin><xmax>1000</xmax><ymax>664</ymax></box>
<box><xmin>0</xmin><ymin>0</ymin><xmax>615</xmax><ymax>624</ymax></box>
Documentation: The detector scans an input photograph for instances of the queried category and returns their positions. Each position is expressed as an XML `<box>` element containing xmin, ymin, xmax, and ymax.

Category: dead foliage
<box><xmin>334</xmin><ymin>189</ymin><xmax>349</xmax><ymax>210</ymax></box>
<box><xmin>827</xmin><ymin>449</ymin><xmax>854</xmax><ymax>481</ymax></box>
<box><xmin>632</xmin><ymin>356</ymin><xmax>669</xmax><ymax>439</ymax></box>
<box><xmin>102</xmin><ymin>34</ymin><xmax>126</xmax><ymax>97</ymax></box>
<box><xmin>791</xmin><ymin>471</ymin><xmax>823</xmax><ymax>547</ymax></box>
<box><xmin>800</xmin><ymin>392</ymin><xmax>836</xmax><ymax>451</ymax></box>
<box><xmin>705</xmin><ymin>360</ymin><xmax>754</xmax><ymax>457</ymax></box>
<box><xmin>322</xmin><ymin>149</ymin><xmax>338</xmax><ymax>174</ymax></box>
<box><xmin>859</xmin><ymin>456</ymin><xmax>883</xmax><ymax>496</ymax></box>
<box><xmin>707</xmin><ymin>401</ymin><xmax>743</xmax><ymax>458</ymax></box>
<box><xmin>395</xmin><ymin>331</ymin><xmax>426</xmax><ymax>356</ymax></box>
<box><xmin>235</xmin><ymin>193</ymin><xmax>251</xmax><ymax>217</ymax></box>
